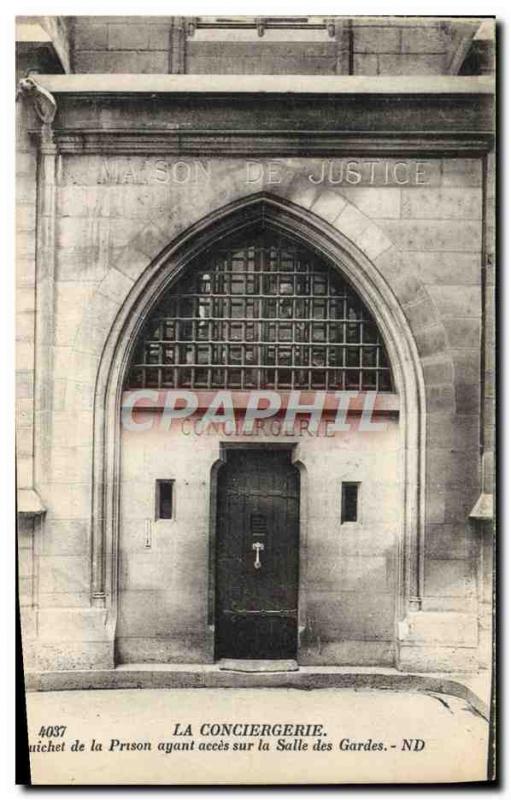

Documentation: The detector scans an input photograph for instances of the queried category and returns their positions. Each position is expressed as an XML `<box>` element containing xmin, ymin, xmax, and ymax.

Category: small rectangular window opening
<box><xmin>341</xmin><ymin>482</ymin><xmax>359</xmax><ymax>524</ymax></box>
<box><xmin>156</xmin><ymin>480</ymin><xmax>174</xmax><ymax>520</ymax></box>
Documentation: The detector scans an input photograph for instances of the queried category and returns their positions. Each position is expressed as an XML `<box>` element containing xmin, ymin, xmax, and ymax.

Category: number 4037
<box><xmin>38</xmin><ymin>726</ymin><xmax>66</xmax><ymax>737</ymax></box>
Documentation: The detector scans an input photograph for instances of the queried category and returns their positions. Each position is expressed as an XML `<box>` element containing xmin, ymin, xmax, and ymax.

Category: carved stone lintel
<box><xmin>17</xmin><ymin>75</ymin><xmax>57</xmax><ymax>148</ymax></box>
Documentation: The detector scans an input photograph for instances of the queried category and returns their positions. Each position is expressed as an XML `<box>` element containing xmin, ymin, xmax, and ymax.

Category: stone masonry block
<box><xmin>16</xmin><ymin>257</ymin><xmax>36</xmax><ymax>287</ymax></box>
<box><xmin>414</xmin><ymin>325</ymin><xmax>448</xmax><ymax>358</ymax></box>
<box><xmin>403</xmin><ymin>611</ymin><xmax>478</xmax><ymax>646</ymax></box>
<box><xmin>107</xmin><ymin>23</ymin><xmax>152</xmax><ymax>50</ymax></box>
<box><xmin>441</xmin><ymin>159</ymin><xmax>483</xmax><ymax>188</ymax></box>
<box><xmin>54</xmin><ymin>284</ymin><xmax>95</xmax><ymax>346</ymax></box>
<box><xmin>19</xmin><ymin>609</ymin><xmax>37</xmax><ymax>639</ymax></box>
<box><xmin>426</xmin><ymin>413</ymin><xmax>479</xmax><ymax>451</ymax></box>
<box><xmin>378</xmin><ymin>54</ymin><xmax>446</xmax><ymax>75</ymax></box>
<box><xmin>373</xmin><ymin>246</ymin><xmax>403</xmax><ymax>280</ymax></box>
<box><xmin>97</xmin><ymin>268</ymin><xmax>134</xmax><ymax>305</ymax></box>
<box><xmin>36</xmin><ymin>641</ymin><xmax>114</xmax><ymax>672</ymax></box>
<box><xmin>41</xmin><ymin>519</ymin><xmax>89</xmax><ymax>556</ymax></box>
<box><xmin>400</xmin><ymin>25</ymin><xmax>450</xmax><ymax>54</ymax></box>
<box><xmin>426</xmin><ymin>487</ymin><xmax>448</xmax><ymax>524</ymax></box>
<box><xmin>16</xmin><ymin>342</ymin><xmax>35</xmax><ymax>372</ymax></box>
<box><xmin>112</xmin><ymin>246</ymin><xmax>151</xmax><ymax>282</ymax></box>
<box><xmin>56</xmin><ymin>246</ymin><xmax>105</xmax><ymax>283</ymax></box>
<box><xmin>425</xmin><ymin>383</ymin><xmax>456</xmax><ymax>413</ymax></box>
<box><xmin>353</xmin><ymin>26</ymin><xmax>401</xmax><ymax>53</ymax></box>
<box><xmin>333</xmin><ymin>203</ymin><xmax>370</xmax><ymax>244</ymax></box>
<box><xmin>74</xmin><ymin>50</ymin><xmax>168</xmax><ymax>74</ymax></box>
<box><xmin>76</xmin><ymin>15</ymin><xmax>172</xmax><ymax>23</ymax></box>
<box><xmin>65</xmin><ymin>380</ymin><xmax>95</xmax><ymax>412</ymax></box>
<box><xmin>130</xmin><ymin>222</ymin><xmax>170</xmax><ymax>259</ymax></box>
<box><xmin>425</xmin><ymin>523</ymin><xmax>476</xmax><ymax>560</ymax></box>
<box><xmin>56</xmin><ymin>216</ymin><xmax>109</xmax><ymax>250</ymax></box>
<box><xmin>38</xmin><ymin>608</ymin><xmax>111</xmax><ymax>643</ymax></box>
<box><xmin>16</xmin><ymin>233</ymin><xmax>36</xmax><ymax>261</ymax></box>
<box><xmin>416</xmin><ymin>252</ymin><xmax>480</xmax><ymax>286</ymax></box>
<box><xmin>427</xmin><ymin>447</ymin><xmax>480</xmax><ymax>486</ymax></box>
<box><xmin>74</xmin><ymin>297</ymin><xmax>120</xmax><ymax>355</ymax></box>
<box><xmin>67</xmin><ymin>350</ymin><xmax>101</xmax><ymax>388</ymax></box>
<box><xmin>398</xmin><ymin>643</ymin><xmax>478</xmax><ymax>673</ymax></box>
<box><xmin>16</xmin><ymin>174</ymin><xmax>37</xmax><ymax>206</ymax></box>
<box><xmin>403</xmin><ymin>295</ymin><xmax>439</xmax><ymax>333</ymax></box>
<box><xmin>118</xmin><ymin>590</ymin><xmax>206</xmax><ymax>637</ymax></box>
<box><xmin>443</xmin><ymin>482</ymin><xmax>481</xmax><ymax>525</ymax></box>
<box><xmin>455</xmin><ymin>383</ymin><xmax>480</xmax><ymax>416</ymax></box>
<box><xmin>16</xmin><ymin>311</ymin><xmax>35</xmax><ymax>342</ymax></box>
<box><xmin>427</xmin><ymin>285</ymin><xmax>481</xmax><ymax>318</ymax></box>
<box><xmin>401</xmin><ymin>188</ymin><xmax>482</xmax><ymax>220</ymax></box>
<box><xmin>310</xmin><ymin>190</ymin><xmax>347</xmax><ymax>224</ymax></box>
<box><xmin>17</xmin><ymin>547</ymin><xmax>33</xmax><ymax>579</ymax></box>
<box><xmin>16</xmin><ymin>370</ymin><xmax>34</xmax><ymax>400</ymax></box>
<box><xmin>443</xmin><ymin>318</ymin><xmax>481</xmax><ymax>349</ymax></box>
<box><xmin>287</xmin><ymin>178</ymin><xmax>319</xmax><ymax>211</ymax></box>
<box><xmin>16</xmin><ymin>397</ymin><xmax>33</xmax><ymax>428</ymax></box>
<box><xmin>116</xmin><ymin>636</ymin><xmax>208</xmax><ymax>666</ymax></box>
<box><xmin>18</xmin><ymin>578</ymin><xmax>34</xmax><ymax>604</ymax></box>
<box><xmin>39</xmin><ymin>592</ymin><xmax>91</xmax><ymax>609</ymax></box>
<box><xmin>74</xmin><ymin>22</ymin><xmax>108</xmax><ymax>50</ymax></box>
<box><xmin>341</xmin><ymin>188</ymin><xmax>401</xmax><ymax>219</ymax></box>
<box><xmin>16</xmin><ymin>427</ymin><xmax>33</xmax><ymax>457</ymax></box>
<box><xmin>148</xmin><ymin>25</ymin><xmax>171</xmax><ymax>50</ymax></box>
<box><xmin>51</xmin><ymin>446</ymin><xmax>92</xmax><ymax>485</ymax></box>
<box><xmin>353</xmin><ymin>54</ymin><xmax>378</xmax><ymax>75</ymax></box>
<box><xmin>41</xmin><ymin>480</ymin><xmax>91</xmax><ymax>519</ymax></box>
<box><xmin>380</xmin><ymin>220</ymin><xmax>481</xmax><ymax>252</ymax></box>
<box><xmin>17</xmin><ymin>287</ymin><xmax>36</xmax><ymax>315</ymax></box>
<box><xmin>391</xmin><ymin>274</ymin><xmax>427</xmax><ymax>307</ymax></box>
<box><xmin>424</xmin><ymin>559</ymin><xmax>474</xmax><ymax>599</ymax></box>
<box><xmin>16</xmin><ymin>151</ymin><xmax>36</xmax><ymax>177</ymax></box>
<box><xmin>38</xmin><ymin>556</ymin><xmax>90</xmax><ymax>597</ymax></box>
<box><xmin>16</xmin><ymin>203</ymin><xmax>36</xmax><ymax>232</ymax></box>
<box><xmin>355</xmin><ymin>224</ymin><xmax>393</xmax><ymax>261</ymax></box>
<box><xmin>421</xmin><ymin>356</ymin><xmax>454</xmax><ymax>386</ymax></box>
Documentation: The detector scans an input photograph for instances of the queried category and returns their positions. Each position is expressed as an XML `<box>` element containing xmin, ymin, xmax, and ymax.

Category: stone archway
<box><xmin>86</xmin><ymin>191</ymin><xmax>427</xmax><ymax>667</ymax></box>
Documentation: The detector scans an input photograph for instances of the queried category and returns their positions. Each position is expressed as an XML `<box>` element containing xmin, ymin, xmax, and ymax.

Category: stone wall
<box><xmin>118</xmin><ymin>412</ymin><xmax>400</xmax><ymax>665</ymax></box>
<box><xmin>351</xmin><ymin>19</ymin><xmax>469</xmax><ymax>75</ymax></box>
<box><xmin>69</xmin><ymin>17</ymin><xmax>478</xmax><ymax>76</ymax></box>
<box><xmin>16</xmin><ymin>54</ymin><xmax>40</xmax><ymax>669</ymax></box>
<box><xmin>71</xmin><ymin>16</ymin><xmax>176</xmax><ymax>74</ymax></box>
<box><xmin>24</xmin><ymin>152</ymin><xmax>484</xmax><ymax>672</ymax></box>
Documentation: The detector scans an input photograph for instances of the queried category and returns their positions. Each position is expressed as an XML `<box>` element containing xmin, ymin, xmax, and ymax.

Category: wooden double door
<box><xmin>215</xmin><ymin>448</ymin><xmax>300</xmax><ymax>660</ymax></box>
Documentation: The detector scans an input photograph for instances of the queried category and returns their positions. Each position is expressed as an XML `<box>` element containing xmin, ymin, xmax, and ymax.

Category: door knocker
<box><xmin>252</xmin><ymin>541</ymin><xmax>265</xmax><ymax>569</ymax></box>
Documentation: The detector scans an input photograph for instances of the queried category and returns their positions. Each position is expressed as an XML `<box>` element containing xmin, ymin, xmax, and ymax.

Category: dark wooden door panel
<box><xmin>215</xmin><ymin>449</ymin><xmax>299</xmax><ymax>660</ymax></box>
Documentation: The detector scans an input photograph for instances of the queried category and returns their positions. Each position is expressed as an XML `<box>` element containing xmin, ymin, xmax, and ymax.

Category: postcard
<box><xmin>15</xmin><ymin>13</ymin><xmax>496</xmax><ymax>784</ymax></box>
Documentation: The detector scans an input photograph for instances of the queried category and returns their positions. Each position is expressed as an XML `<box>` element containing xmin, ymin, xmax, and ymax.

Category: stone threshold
<box><xmin>218</xmin><ymin>659</ymin><xmax>299</xmax><ymax>672</ymax></box>
<box><xmin>25</xmin><ymin>665</ymin><xmax>491</xmax><ymax>719</ymax></box>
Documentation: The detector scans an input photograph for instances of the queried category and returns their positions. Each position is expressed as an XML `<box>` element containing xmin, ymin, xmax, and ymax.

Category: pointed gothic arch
<box><xmin>89</xmin><ymin>192</ymin><xmax>426</xmax><ymax>660</ymax></box>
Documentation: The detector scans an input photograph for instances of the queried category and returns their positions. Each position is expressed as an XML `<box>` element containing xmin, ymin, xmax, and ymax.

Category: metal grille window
<box><xmin>125</xmin><ymin>231</ymin><xmax>393</xmax><ymax>392</ymax></box>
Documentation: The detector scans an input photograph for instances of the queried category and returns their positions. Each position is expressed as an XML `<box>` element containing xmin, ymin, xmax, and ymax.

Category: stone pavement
<box><xmin>25</xmin><ymin>687</ymin><xmax>490</xmax><ymax>785</ymax></box>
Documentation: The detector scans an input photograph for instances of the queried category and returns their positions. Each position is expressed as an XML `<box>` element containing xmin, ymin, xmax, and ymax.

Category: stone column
<box><xmin>18</xmin><ymin>76</ymin><xmax>58</xmax><ymax>490</ymax></box>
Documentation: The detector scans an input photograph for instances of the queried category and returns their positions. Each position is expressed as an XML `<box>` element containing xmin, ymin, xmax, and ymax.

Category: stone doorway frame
<box><xmin>90</xmin><ymin>192</ymin><xmax>426</xmax><ymax>656</ymax></box>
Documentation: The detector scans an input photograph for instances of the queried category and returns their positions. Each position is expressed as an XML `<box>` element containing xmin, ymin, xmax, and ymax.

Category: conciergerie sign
<box><xmin>121</xmin><ymin>389</ymin><xmax>396</xmax><ymax>435</ymax></box>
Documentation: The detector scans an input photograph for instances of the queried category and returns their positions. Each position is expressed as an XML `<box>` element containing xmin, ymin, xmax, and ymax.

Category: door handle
<box><xmin>252</xmin><ymin>541</ymin><xmax>265</xmax><ymax>569</ymax></box>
